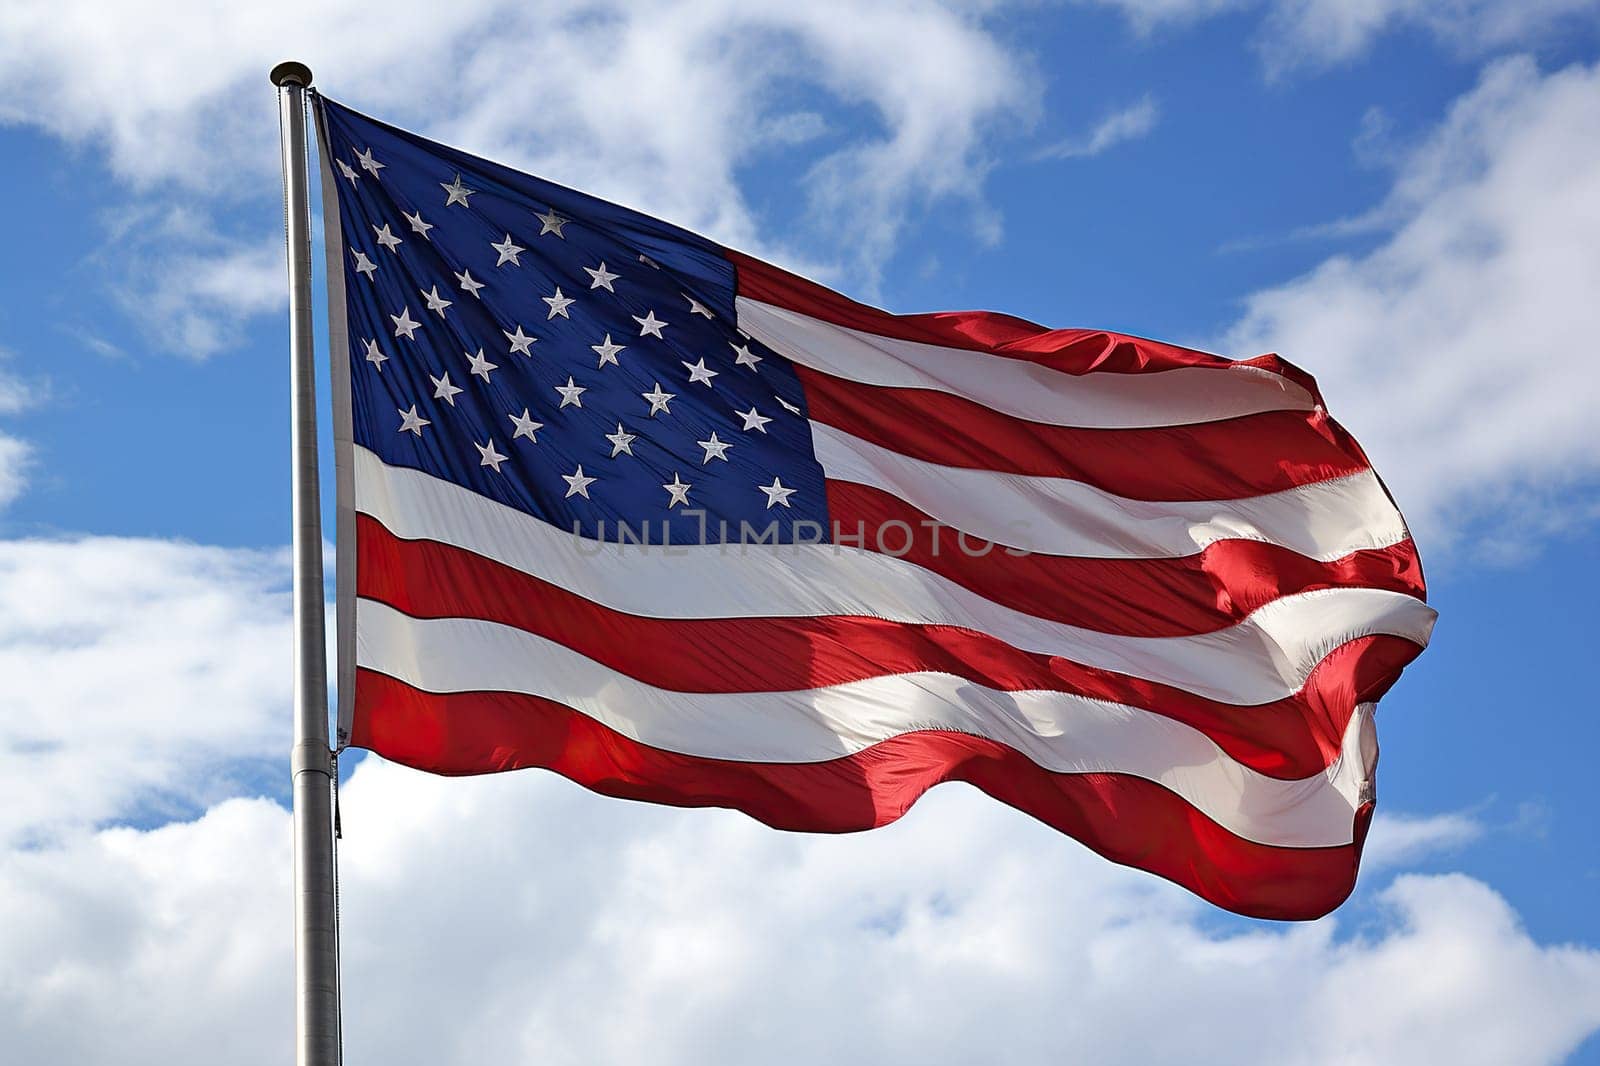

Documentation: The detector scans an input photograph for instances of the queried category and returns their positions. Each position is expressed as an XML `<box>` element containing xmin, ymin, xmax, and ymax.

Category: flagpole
<box><xmin>271</xmin><ymin>60</ymin><xmax>342</xmax><ymax>1066</ymax></box>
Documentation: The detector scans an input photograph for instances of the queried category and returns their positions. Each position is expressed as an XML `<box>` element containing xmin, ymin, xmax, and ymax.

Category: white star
<box><xmin>430</xmin><ymin>372</ymin><xmax>463</xmax><ymax>406</ymax></box>
<box><xmin>641</xmin><ymin>382</ymin><xmax>675</xmax><ymax>416</ymax></box>
<box><xmin>682</xmin><ymin>357</ymin><xmax>718</xmax><ymax>387</ymax></box>
<box><xmin>584</xmin><ymin>262</ymin><xmax>619</xmax><ymax>291</ymax></box>
<box><xmin>731</xmin><ymin>341</ymin><xmax>762</xmax><ymax>370</ymax></box>
<box><xmin>685</xmin><ymin>294</ymin><xmax>713</xmax><ymax>318</ymax></box>
<box><xmin>491</xmin><ymin>234</ymin><xmax>525</xmax><ymax>267</ymax></box>
<box><xmin>543</xmin><ymin>287</ymin><xmax>574</xmax><ymax>319</ymax></box>
<box><xmin>633</xmin><ymin>310</ymin><xmax>666</xmax><ymax>338</ymax></box>
<box><xmin>777</xmin><ymin>396</ymin><xmax>802</xmax><ymax>415</ymax></box>
<box><xmin>535</xmin><ymin>208</ymin><xmax>569</xmax><ymax>237</ymax></box>
<box><xmin>509</xmin><ymin>408</ymin><xmax>543</xmax><ymax>442</ymax></box>
<box><xmin>758</xmin><ymin>476</ymin><xmax>797</xmax><ymax>509</ymax></box>
<box><xmin>697</xmin><ymin>431</ymin><xmax>732</xmax><ymax>464</ymax></box>
<box><xmin>390</xmin><ymin>307</ymin><xmax>421</xmax><ymax>340</ymax></box>
<box><xmin>639</xmin><ymin>253</ymin><xmax>660</xmax><ymax>269</ymax></box>
<box><xmin>455</xmin><ymin>269</ymin><xmax>485</xmax><ymax>298</ymax></box>
<box><xmin>465</xmin><ymin>347</ymin><xmax>498</xmax><ymax>382</ymax></box>
<box><xmin>736</xmin><ymin>406</ymin><xmax>772</xmax><ymax>433</ymax></box>
<box><xmin>362</xmin><ymin>338</ymin><xmax>388</xmax><ymax>371</ymax></box>
<box><xmin>404</xmin><ymin>210</ymin><xmax>433</xmax><ymax>239</ymax></box>
<box><xmin>441</xmin><ymin>174</ymin><xmax>475</xmax><ymax>207</ymax></box>
<box><xmin>591</xmin><ymin>334</ymin><xmax>626</xmax><ymax>368</ymax></box>
<box><xmin>503</xmin><ymin>325</ymin><xmax>536</xmax><ymax>356</ymax></box>
<box><xmin>397</xmin><ymin>405</ymin><xmax>430</xmax><ymax>435</ymax></box>
<box><xmin>555</xmin><ymin>376</ymin><xmax>586</xmax><ymax>409</ymax></box>
<box><xmin>373</xmin><ymin>223</ymin><xmax>402</xmax><ymax>253</ymax></box>
<box><xmin>562</xmin><ymin>464</ymin><xmax>596</xmax><ymax>499</ymax></box>
<box><xmin>420</xmin><ymin>285</ymin><xmax>452</xmax><ymax>318</ymax></box>
<box><xmin>605</xmin><ymin>422</ymin><xmax>637</xmax><ymax>457</ymax></box>
<box><xmin>336</xmin><ymin>159</ymin><xmax>359</xmax><ymax>185</ymax></box>
<box><xmin>351</xmin><ymin>249</ymin><xmax>377</xmax><ymax>280</ymax></box>
<box><xmin>355</xmin><ymin>147</ymin><xmax>385</xmax><ymax>178</ymax></box>
<box><xmin>476</xmin><ymin>439</ymin><xmax>509</xmax><ymax>472</ymax></box>
<box><xmin>662</xmin><ymin>473</ymin><xmax>691</xmax><ymax>508</ymax></box>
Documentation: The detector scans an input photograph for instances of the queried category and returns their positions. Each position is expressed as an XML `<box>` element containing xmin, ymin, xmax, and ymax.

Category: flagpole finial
<box><xmin>270</xmin><ymin>61</ymin><xmax>314</xmax><ymax>88</ymax></box>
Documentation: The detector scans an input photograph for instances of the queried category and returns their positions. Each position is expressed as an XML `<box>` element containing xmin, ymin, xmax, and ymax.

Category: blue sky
<box><xmin>1</xmin><ymin>2</ymin><xmax>1599</xmax><ymax>1063</ymax></box>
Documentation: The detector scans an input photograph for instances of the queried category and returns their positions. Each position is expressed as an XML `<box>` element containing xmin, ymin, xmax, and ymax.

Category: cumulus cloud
<box><xmin>0</xmin><ymin>0</ymin><xmax>1034</xmax><ymax>354</ymax></box>
<box><xmin>0</xmin><ymin>525</ymin><xmax>1585</xmax><ymax>1064</ymax></box>
<box><xmin>0</xmin><ymin>484</ymin><xmax>1586</xmax><ymax>1064</ymax></box>
<box><xmin>2</xmin><ymin>762</ymin><xmax>1599</xmax><ymax>1065</ymax></box>
<box><xmin>1034</xmin><ymin>94</ymin><xmax>1159</xmax><ymax>159</ymax></box>
<box><xmin>1223</xmin><ymin>56</ymin><xmax>1600</xmax><ymax>555</ymax></box>
<box><xmin>3</xmin><ymin>9</ymin><xmax>1599</xmax><ymax>1064</ymax></box>
<box><xmin>0</xmin><ymin>536</ymin><xmax>291</xmax><ymax>845</ymax></box>
<box><xmin>0</xmin><ymin>798</ymin><xmax>293</xmax><ymax>1061</ymax></box>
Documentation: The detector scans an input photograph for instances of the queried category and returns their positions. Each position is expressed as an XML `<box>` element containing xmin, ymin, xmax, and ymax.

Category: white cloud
<box><xmin>0</xmin><ymin>435</ymin><xmax>30</xmax><ymax>511</ymax></box>
<box><xmin>0</xmin><ymin>536</ymin><xmax>291</xmax><ymax>845</ymax></box>
<box><xmin>161</xmin><ymin>237</ymin><xmax>286</xmax><ymax>355</ymax></box>
<box><xmin>1363</xmin><ymin>810</ymin><xmax>1484</xmax><ymax>870</ymax></box>
<box><xmin>4</xmin><ymin>11</ymin><xmax>1600</xmax><ymax>1063</ymax></box>
<box><xmin>1034</xmin><ymin>94</ymin><xmax>1160</xmax><ymax>159</ymax></box>
<box><xmin>0</xmin><ymin>357</ymin><xmax>39</xmax><ymax>507</ymax></box>
<box><xmin>2</xmin><ymin>763</ymin><xmax>1598</xmax><ymax>1065</ymax></box>
<box><xmin>1080</xmin><ymin>0</ymin><xmax>1249</xmax><ymax>32</ymax></box>
<box><xmin>0</xmin><ymin>1</ymin><xmax>1034</xmax><ymax>354</ymax></box>
<box><xmin>1258</xmin><ymin>0</ymin><xmax>1600</xmax><ymax>75</ymax></box>
<box><xmin>0</xmin><ymin>797</ymin><xmax>293</xmax><ymax>1061</ymax></box>
<box><xmin>0</xmin><ymin>525</ymin><xmax>1587</xmax><ymax>1063</ymax></box>
<box><xmin>1077</xmin><ymin>0</ymin><xmax>1599</xmax><ymax>73</ymax></box>
<box><xmin>0</xmin><ymin>360</ymin><xmax>37</xmax><ymax>415</ymax></box>
<box><xmin>1222</xmin><ymin>56</ymin><xmax>1600</xmax><ymax>554</ymax></box>
<box><xmin>96</xmin><ymin>206</ymin><xmax>287</xmax><ymax>359</ymax></box>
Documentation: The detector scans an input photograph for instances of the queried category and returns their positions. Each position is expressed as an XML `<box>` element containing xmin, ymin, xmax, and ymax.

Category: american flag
<box><xmin>314</xmin><ymin>94</ymin><xmax>1435</xmax><ymax>920</ymax></box>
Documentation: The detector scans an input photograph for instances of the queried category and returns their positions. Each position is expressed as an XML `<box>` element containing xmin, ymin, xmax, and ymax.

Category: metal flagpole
<box><xmin>271</xmin><ymin>60</ymin><xmax>342</xmax><ymax>1066</ymax></box>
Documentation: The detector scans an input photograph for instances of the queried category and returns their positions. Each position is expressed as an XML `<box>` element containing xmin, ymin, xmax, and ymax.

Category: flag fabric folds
<box><xmin>313</xmin><ymin>94</ymin><xmax>1434</xmax><ymax>920</ymax></box>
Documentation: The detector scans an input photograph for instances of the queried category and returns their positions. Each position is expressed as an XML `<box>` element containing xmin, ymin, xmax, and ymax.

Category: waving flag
<box><xmin>314</xmin><ymin>94</ymin><xmax>1434</xmax><ymax>920</ymax></box>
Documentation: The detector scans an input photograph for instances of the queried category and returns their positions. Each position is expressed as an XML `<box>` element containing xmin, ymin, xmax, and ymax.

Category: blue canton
<box><xmin>318</xmin><ymin>95</ymin><xmax>828</xmax><ymax>543</ymax></box>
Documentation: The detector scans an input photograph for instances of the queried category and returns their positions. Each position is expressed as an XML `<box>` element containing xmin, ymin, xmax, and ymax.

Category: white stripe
<box><xmin>358</xmin><ymin>600</ymin><xmax>1374</xmax><ymax>847</ymax></box>
<box><xmin>811</xmin><ymin>422</ymin><xmax>1408</xmax><ymax>561</ymax></box>
<box><xmin>736</xmin><ymin>296</ymin><xmax>1317</xmax><ymax>429</ymax></box>
<box><xmin>354</xmin><ymin>448</ymin><xmax>1436</xmax><ymax>705</ymax></box>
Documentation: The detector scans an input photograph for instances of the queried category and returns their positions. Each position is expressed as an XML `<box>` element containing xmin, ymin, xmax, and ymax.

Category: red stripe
<box><xmin>356</xmin><ymin>515</ymin><xmax>1423</xmax><ymax>778</ymax></box>
<box><xmin>824</xmin><ymin>481</ymin><xmax>1425</xmax><ymax>637</ymax></box>
<box><xmin>730</xmin><ymin>249</ymin><xmax>1324</xmax><ymax>400</ymax></box>
<box><xmin>799</xmin><ymin>364</ymin><xmax>1366</xmax><ymax>500</ymax></box>
<box><xmin>352</xmin><ymin>669</ymin><xmax>1372</xmax><ymax>921</ymax></box>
